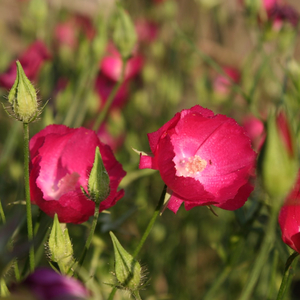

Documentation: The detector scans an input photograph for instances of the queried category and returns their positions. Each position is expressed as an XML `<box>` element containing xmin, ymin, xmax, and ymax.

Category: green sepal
<box><xmin>109</xmin><ymin>232</ymin><xmax>142</xmax><ymax>291</ymax></box>
<box><xmin>88</xmin><ymin>146</ymin><xmax>110</xmax><ymax>203</ymax></box>
<box><xmin>48</xmin><ymin>214</ymin><xmax>74</xmax><ymax>274</ymax></box>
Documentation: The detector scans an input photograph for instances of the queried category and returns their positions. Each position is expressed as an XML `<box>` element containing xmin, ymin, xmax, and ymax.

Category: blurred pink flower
<box><xmin>135</xmin><ymin>19</ymin><xmax>159</xmax><ymax>43</ymax></box>
<box><xmin>95</xmin><ymin>72</ymin><xmax>129</xmax><ymax>108</ymax></box>
<box><xmin>279</xmin><ymin>171</ymin><xmax>300</xmax><ymax>253</ymax></box>
<box><xmin>213</xmin><ymin>67</ymin><xmax>241</xmax><ymax>95</ymax></box>
<box><xmin>54</xmin><ymin>15</ymin><xmax>95</xmax><ymax>49</ymax></box>
<box><xmin>100</xmin><ymin>43</ymin><xmax>144</xmax><ymax>82</ymax></box>
<box><xmin>97</xmin><ymin>123</ymin><xmax>125</xmax><ymax>152</ymax></box>
<box><xmin>22</xmin><ymin>268</ymin><xmax>89</xmax><ymax>300</ymax></box>
<box><xmin>242</xmin><ymin>116</ymin><xmax>265</xmax><ymax>152</ymax></box>
<box><xmin>0</xmin><ymin>40</ymin><xmax>51</xmax><ymax>89</ymax></box>
<box><xmin>29</xmin><ymin>125</ymin><xmax>126</xmax><ymax>224</ymax></box>
<box><xmin>139</xmin><ymin>105</ymin><xmax>256</xmax><ymax>213</ymax></box>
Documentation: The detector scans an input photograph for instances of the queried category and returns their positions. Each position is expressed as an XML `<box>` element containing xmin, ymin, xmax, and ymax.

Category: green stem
<box><xmin>0</xmin><ymin>198</ymin><xmax>6</xmax><ymax>224</ymax></box>
<box><xmin>23</xmin><ymin>123</ymin><xmax>34</xmax><ymax>273</ymax></box>
<box><xmin>93</xmin><ymin>58</ymin><xmax>128</xmax><ymax>131</ymax></box>
<box><xmin>132</xmin><ymin>184</ymin><xmax>167</xmax><ymax>258</ymax></box>
<box><xmin>76</xmin><ymin>198</ymin><xmax>102</xmax><ymax>270</ymax></box>
<box><xmin>276</xmin><ymin>252</ymin><xmax>299</xmax><ymax>300</ymax></box>
<box><xmin>107</xmin><ymin>185</ymin><xmax>167</xmax><ymax>300</ymax></box>
<box><xmin>238</xmin><ymin>204</ymin><xmax>279</xmax><ymax>300</ymax></box>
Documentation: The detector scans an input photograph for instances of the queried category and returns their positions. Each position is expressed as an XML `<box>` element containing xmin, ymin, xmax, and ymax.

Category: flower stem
<box><xmin>132</xmin><ymin>184</ymin><xmax>167</xmax><ymax>258</ymax></box>
<box><xmin>0</xmin><ymin>198</ymin><xmax>6</xmax><ymax>224</ymax></box>
<box><xmin>93</xmin><ymin>57</ymin><xmax>128</xmax><ymax>131</ymax></box>
<box><xmin>76</xmin><ymin>198</ymin><xmax>102</xmax><ymax>271</ymax></box>
<box><xmin>23</xmin><ymin>123</ymin><xmax>34</xmax><ymax>273</ymax></box>
<box><xmin>276</xmin><ymin>251</ymin><xmax>299</xmax><ymax>300</ymax></box>
<box><xmin>238</xmin><ymin>204</ymin><xmax>279</xmax><ymax>300</ymax></box>
<box><xmin>107</xmin><ymin>185</ymin><xmax>167</xmax><ymax>300</ymax></box>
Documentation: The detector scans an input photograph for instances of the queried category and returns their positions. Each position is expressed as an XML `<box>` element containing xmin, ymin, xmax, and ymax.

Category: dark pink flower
<box><xmin>213</xmin><ymin>67</ymin><xmax>241</xmax><ymax>95</ymax></box>
<box><xmin>139</xmin><ymin>105</ymin><xmax>256</xmax><ymax>213</ymax></box>
<box><xmin>29</xmin><ymin>125</ymin><xmax>126</xmax><ymax>224</ymax></box>
<box><xmin>0</xmin><ymin>40</ymin><xmax>51</xmax><ymax>89</ymax></box>
<box><xmin>279</xmin><ymin>171</ymin><xmax>300</xmax><ymax>253</ymax></box>
<box><xmin>242</xmin><ymin>116</ymin><xmax>265</xmax><ymax>152</ymax></box>
<box><xmin>100</xmin><ymin>43</ymin><xmax>144</xmax><ymax>82</ymax></box>
<box><xmin>95</xmin><ymin>73</ymin><xmax>129</xmax><ymax>108</ymax></box>
<box><xmin>22</xmin><ymin>268</ymin><xmax>89</xmax><ymax>300</ymax></box>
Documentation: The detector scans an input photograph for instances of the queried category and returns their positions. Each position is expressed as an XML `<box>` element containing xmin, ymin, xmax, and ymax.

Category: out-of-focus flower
<box><xmin>29</xmin><ymin>125</ymin><xmax>126</xmax><ymax>224</ymax></box>
<box><xmin>100</xmin><ymin>43</ymin><xmax>144</xmax><ymax>82</ymax></box>
<box><xmin>242</xmin><ymin>116</ymin><xmax>265</xmax><ymax>152</ymax></box>
<box><xmin>135</xmin><ymin>19</ymin><xmax>159</xmax><ymax>44</ymax></box>
<box><xmin>95</xmin><ymin>72</ymin><xmax>129</xmax><ymax>108</ymax></box>
<box><xmin>15</xmin><ymin>268</ymin><xmax>89</xmax><ymax>300</ymax></box>
<box><xmin>0</xmin><ymin>40</ymin><xmax>51</xmax><ymax>89</ymax></box>
<box><xmin>279</xmin><ymin>171</ymin><xmax>300</xmax><ymax>253</ymax></box>
<box><xmin>139</xmin><ymin>105</ymin><xmax>256</xmax><ymax>213</ymax></box>
<box><xmin>213</xmin><ymin>67</ymin><xmax>241</xmax><ymax>95</ymax></box>
<box><xmin>54</xmin><ymin>15</ymin><xmax>95</xmax><ymax>49</ymax></box>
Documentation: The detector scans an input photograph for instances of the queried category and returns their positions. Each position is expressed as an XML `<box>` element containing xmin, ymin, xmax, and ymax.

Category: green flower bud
<box><xmin>87</xmin><ymin>146</ymin><xmax>110</xmax><ymax>203</ymax></box>
<box><xmin>112</xmin><ymin>5</ymin><xmax>137</xmax><ymax>59</ymax></box>
<box><xmin>109</xmin><ymin>232</ymin><xmax>142</xmax><ymax>292</ymax></box>
<box><xmin>48</xmin><ymin>214</ymin><xmax>74</xmax><ymax>274</ymax></box>
<box><xmin>6</xmin><ymin>61</ymin><xmax>39</xmax><ymax>123</ymax></box>
<box><xmin>260</xmin><ymin>109</ymin><xmax>298</xmax><ymax>201</ymax></box>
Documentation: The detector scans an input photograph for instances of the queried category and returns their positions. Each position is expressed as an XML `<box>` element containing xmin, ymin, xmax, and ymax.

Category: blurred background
<box><xmin>1</xmin><ymin>0</ymin><xmax>300</xmax><ymax>299</ymax></box>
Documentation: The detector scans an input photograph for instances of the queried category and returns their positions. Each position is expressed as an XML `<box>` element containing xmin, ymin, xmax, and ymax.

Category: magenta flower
<box><xmin>29</xmin><ymin>125</ymin><xmax>126</xmax><ymax>224</ymax></box>
<box><xmin>22</xmin><ymin>268</ymin><xmax>89</xmax><ymax>300</ymax></box>
<box><xmin>100</xmin><ymin>43</ymin><xmax>144</xmax><ymax>82</ymax></box>
<box><xmin>139</xmin><ymin>106</ymin><xmax>256</xmax><ymax>213</ymax></box>
<box><xmin>0</xmin><ymin>40</ymin><xmax>51</xmax><ymax>90</ymax></box>
<box><xmin>279</xmin><ymin>171</ymin><xmax>300</xmax><ymax>253</ymax></box>
<box><xmin>135</xmin><ymin>19</ymin><xmax>159</xmax><ymax>43</ymax></box>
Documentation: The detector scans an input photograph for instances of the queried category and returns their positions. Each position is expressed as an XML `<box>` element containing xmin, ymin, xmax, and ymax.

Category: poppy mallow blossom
<box><xmin>13</xmin><ymin>268</ymin><xmax>89</xmax><ymax>300</ymax></box>
<box><xmin>139</xmin><ymin>105</ymin><xmax>257</xmax><ymax>213</ymax></box>
<box><xmin>29</xmin><ymin>125</ymin><xmax>126</xmax><ymax>224</ymax></box>
<box><xmin>279</xmin><ymin>171</ymin><xmax>300</xmax><ymax>253</ymax></box>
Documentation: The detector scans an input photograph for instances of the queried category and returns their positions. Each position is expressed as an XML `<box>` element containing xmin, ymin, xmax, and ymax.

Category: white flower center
<box><xmin>175</xmin><ymin>155</ymin><xmax>207</xmax><ymax>177</ymax></box>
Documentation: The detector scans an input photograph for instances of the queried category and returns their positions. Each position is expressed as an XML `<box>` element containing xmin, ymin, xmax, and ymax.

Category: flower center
<box><xmin>175</xmin><ymin>155</ymin><xmax>207</xmax><ymax>177</ymax></box>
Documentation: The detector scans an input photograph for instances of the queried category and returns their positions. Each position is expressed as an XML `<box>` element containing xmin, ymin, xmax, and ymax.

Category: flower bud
<box><xmin>48</xmin><ymin>214</ymin><xmax>74</xmax><ymax>274</ymax></box>
<box><xmin>109</xmin><ymin>232</ymin><xmax>142</xmax><ymax>292</ymax></box>
<box><xmin>87</xmin><ymin>146</ymin><xmax>110</xmax><ymax>203</ymax></box>
<box><xmin>112</xmin><ymin>5</ymin><xmax>137</xmax><ymax>59</ymax></box>
<box><xmin>6</xmin><ymin>61</ymin><xmax>39</xmax><ymax>123</ymax></box>
<box><xmin>260</xmin><ymin>109</ymin><xmax>298</xmax><ymax>200</ymax></box>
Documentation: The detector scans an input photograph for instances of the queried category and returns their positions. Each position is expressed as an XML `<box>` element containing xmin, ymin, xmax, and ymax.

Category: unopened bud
<box><xmin>7</xmin><ymin>61</ymin><xmax>39</xmax><ymax>123</ymax></box>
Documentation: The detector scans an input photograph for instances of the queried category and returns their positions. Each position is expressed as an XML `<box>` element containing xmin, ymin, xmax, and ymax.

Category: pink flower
<box><xmin>242</xmin><ymin>116</ymin><xmax>265</xmax><ymax>152</ymax></box>
<box><xmin>279</xmin><ymin>171</ymin><xmax>300</xmax><ymax>253</ymax></box>
<box><xmin>22</xmin><ymin>268</ymin><xmax>89</xmax><ymax>300</ymax></box>
<box><xmin>100</xmin><ymin>43</ymin><xmax>144</xmax><ymax>82</ymax></box>
<box><xmin>54</xmin><ymin>15</ymin><xmax>95</xmax><ymax>49</ymax></box>
<box><xmin>95</xmin><ymin>73</ymin><xmax>129</xmax><ymax>108</ymax></box>
<box><xmin>213</xmin><ymin>67</ymin><xmax>241</xmax><ymax>95</ymax></box>
<box><xmin>0</xmin><ymin>40</ymin><xmax>51</xmax><ymax>89</ymax></box>
<box><xmin>135</xmin><ymin>19</ymin><xmax>159</xmax><ymax>43</ymax></box>
<box><xmin>29</xmin><ymin>125</ymin><xmax>126</xmax><ymax>224</ymax></box>
<box><xmin>139</xmin><ymin>105</ymin><xmax>256</xmax><ymax>213</ymax></box>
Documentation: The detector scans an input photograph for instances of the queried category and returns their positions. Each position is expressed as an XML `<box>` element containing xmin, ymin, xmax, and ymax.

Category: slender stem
<box><xmin>76</xmin><ymin>199</ymin><xmax>102</xmax><ymax>270</ymax></box>
<box><xmin>93</xmin><ymin>58</ymin><xmax>128</xmax><ymax>131</ymax></box>
<box><xmin>276</xmin><ymin>252</ymin><xmax>299</xmax><ymax>300</ymax></box>
<box><xmin>133</xmin><ymin>185</ymin><xmax>167</xmax><ymax>258</ymax></box>
<box><xmin>238</xmin><ymin>204</ymin><xmax>279</xmax><ymax>300</ymax></box>
<box><xmin>107</xmin><ymin>288</ymin><xmax>117</xmax><ymax>300</ymax></box>
<box><xmin>108</xmin><ymin>185</ymin><xmax>167</xmax><ymax>300</ymax></box>
<box><xmin>0</xmin><ymin>198</ymin><xmax>6</xmax><ymax>224</ymax></box>
<box><xmin>23</xmin><ymin>123</ymin><xmax>34</xmax><ymax>273</ymax></box>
